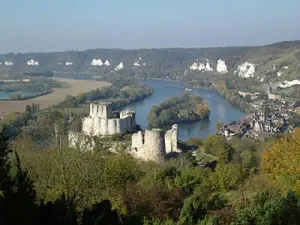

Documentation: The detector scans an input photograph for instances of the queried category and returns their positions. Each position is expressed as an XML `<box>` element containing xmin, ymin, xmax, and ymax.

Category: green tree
<box><xmin>233</xmin><ymin>191</ymin><xmax>300</xmax><ymax>225</ymax></box>
<box><xmin>202</xmin><ymin>135</ymin><xmax>233</xmax><ymax>163</ymax></box>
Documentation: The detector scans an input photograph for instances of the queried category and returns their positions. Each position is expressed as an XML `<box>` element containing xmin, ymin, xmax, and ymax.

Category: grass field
<box><xmin>0</xmin><ymin>78</ymin><xmax>110</xmax><ymax>117</ymax></box>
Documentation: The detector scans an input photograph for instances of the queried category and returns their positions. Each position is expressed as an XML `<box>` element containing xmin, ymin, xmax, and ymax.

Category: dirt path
<box><xmin>0</xmin><ymin>78</ymin><xmax>110</xmax><ymax>117</ymax></box>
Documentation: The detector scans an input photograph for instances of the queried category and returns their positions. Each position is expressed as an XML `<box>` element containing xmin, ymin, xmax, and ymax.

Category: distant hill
<box><xmin>0</xmin><ymin>40</ymin><xmax>300</xmax><ymax>84</ymax></box>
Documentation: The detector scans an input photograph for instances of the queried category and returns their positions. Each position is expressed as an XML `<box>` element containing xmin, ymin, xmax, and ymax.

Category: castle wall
<box><xmin>82</xmin><ymin>102</ymin><xmax>136</xmax><ymax>136</ymax></box>
<box><xmin>68</xmin><ymin>131</ymin><xmax>95</xmax><ymax>151</ymax></box>
<box><xmin>90</xmin><ymin>102</ymin><xmax>113</xmax><ymax>118</ymax></box>
<box><xmin>132</xmin><ymin>131</ymin><xmax>144</xmax><ymax>151</ymax></box>
<box><xmin>82</xmin><ymin>117</ymin><xmax>94</xmax><ymax>135</ymax></box>
<box><xmin>131</xmin><ymin>124</ymin><xmax>179</xmax><ymax>162</ymax></box>
<box><xmin>82</xmin><ymin>116</ymin><xmax>135</xmax><ymax>136</ymax></box>
<box><xmin>131</xmin><ymin>129</ymin><xmax>165</xmax><ymax>163</ymax></box>
<box><xmin>165</xmin><ymin>124</ymin><xmax>178</xmax><ymax>153</ymax></box>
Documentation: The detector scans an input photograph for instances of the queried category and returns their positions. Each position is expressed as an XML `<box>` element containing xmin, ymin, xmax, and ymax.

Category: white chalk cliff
<box><xmin>91</xmin><ymin>59</ymin><xmax>103</xmax><ymax>66</ymax></box>
<box><xmin>216</xmin><ymin>59</ymin><xmax>228</xmax><ymax>74</ymax></box>
<box><xmin>133</xmin><ymin>57</ymin><xmax>146</xmax><ymax>67</ymax></box>
<box><xmin>190</xmin><ymin>60</ymin><xmax>213</xmax><ymax>71</ymax></box>
<box><xmin>234</xmin><ymin>62</ymin><xmax>256</xmax><ymax>78</ymax></box>
<box><xmin>66</xmin><ymin>61</ymin><xmax>73</xmax><ymax>66</ymax></box>
<box><xmin>278</xmin><ymin>79</ymin><xmax>300</xmax><ymax>88</ymax></box>
<box><xmin>27</xmin><ymin>59</ymin><xmax>39</xmax><ymax>66</ymax></box>
<box><xmin>114</xmin><ymin>62</ymin><xmax>124</xmax><ymax>71</ymax></box>
<box><xmin>4</xmin><ymin>61</ymin><xmax>14</xmax><ymax>66</ymax></box>
<box><xmin>104</xmin><ymin>60</ymin><xmax>110</xmax><ymax>66</ymax></box>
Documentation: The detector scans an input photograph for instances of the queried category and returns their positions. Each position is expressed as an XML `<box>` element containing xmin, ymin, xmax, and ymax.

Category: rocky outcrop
<box><xmin>234</xmin><ymin>62</ymin><xmax>256</xmax><ymax>78</ymax></box>
<box><xmin>277</xmin><ymin>79</ymin><xmax>300</xmax><ymax>88</ymax></box>
<box><xmin>27</xmin><ymin>59</ymin><xmax>39</xmax><ymax>66</ymax></box>
<box><xmin>216</xmin><ymin>59</ymin><xmax>228</xmax><ymax>74</ymax></box>
<box><xmin>190</xmin><ymin>61</ymin><xmax>213</xmax><ymax>71</ymax></box>
<box><xmin>133</xmin><ymin>57</ymin><xmax>146</xmax><ymax>67</ymax></box>
<box><xmin>104</xmin><ymin>60</ymin><xmax>110</xmax><ymax>66</ymax></box>
<box><xmin>66</xmin><ymin>61</ymin><xmax>73</xmax><ymax>66</ymax></box>
<box><xmin>4</xmin><ymin>61</ymin><xmax>13</xmax><ymax>66</ymax></box>
<box><xmin>91</xmin><ymin>59</ymin><xmax>103</xmax><ymax>66</ymax></box>
<box><xmin>114</xmin><ymin>62</ymin><xmax>124</xmax><ymax>71</ymax></box>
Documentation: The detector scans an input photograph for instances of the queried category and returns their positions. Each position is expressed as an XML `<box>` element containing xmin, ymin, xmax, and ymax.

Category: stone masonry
<box><xmin>131</xmin><ymin>124</ymin><xmax>179</xmax><ymax>162</ymax></box>
<box><xmin>82</xmin><ymin>102</ymin><xmax>136</xmax><ymax>136</ymax></box>
<box><xmin>165</xmin><ymin>124</ymin><xmax>178</xmax><ymax>154</ymax></box>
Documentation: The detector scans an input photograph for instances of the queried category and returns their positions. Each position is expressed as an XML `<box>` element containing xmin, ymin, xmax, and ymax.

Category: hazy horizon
<box><xmin>1</xmin><ymin>0</ymin><xmax>300</xmax><ymax>54</ymax></box>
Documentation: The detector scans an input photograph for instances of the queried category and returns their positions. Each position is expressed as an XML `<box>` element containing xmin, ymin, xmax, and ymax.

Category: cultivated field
<box><xmin>0</xmin><ymin>78</ymin><xmax>110</xmax><ymax>117</ymax></box>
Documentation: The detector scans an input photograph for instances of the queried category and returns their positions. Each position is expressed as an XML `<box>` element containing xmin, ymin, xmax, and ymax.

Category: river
<box><xmin>123</xmin><ymin>80</ymin><xmax>245</xmax><ymax>141</ymax></box>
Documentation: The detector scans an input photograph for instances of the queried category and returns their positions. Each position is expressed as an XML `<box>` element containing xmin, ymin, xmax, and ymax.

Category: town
<box><xmin>219</xmin><ymin>87</ymin><xmax>300</xmax><ymax>139</ymax></box>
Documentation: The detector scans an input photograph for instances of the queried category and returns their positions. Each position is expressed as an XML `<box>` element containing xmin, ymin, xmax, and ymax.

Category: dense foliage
<box><xmin>2</xmin><ymin>128</ymin><xmax>299</xmax><ymax>224</ymax></box>
<box><xmin>58</xmin><ymin>83</ymin><xmax>153</xmax><ymax>109</ymax></box>
<box><xmin>24</xmin><ymin>71</ymin><xmax>54</xmax><ymax>77</ymax></box>
<box><xmin>148</xmin><ymin>92</ymin><xmax>210</xmax><ymax>127</ymax></box>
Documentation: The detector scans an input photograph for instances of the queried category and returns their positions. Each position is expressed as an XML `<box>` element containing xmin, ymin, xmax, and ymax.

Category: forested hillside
<box><xmin>1</xmin><ymin>40</ymin><xmax>300</xmax><ymax>83</ymax></box>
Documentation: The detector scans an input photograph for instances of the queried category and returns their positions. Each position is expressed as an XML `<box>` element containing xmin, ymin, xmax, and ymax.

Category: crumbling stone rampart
<box><xmin>131</xmin><ymin>124</ymin><xmax>179</xmax><ymax>162</ymax></box>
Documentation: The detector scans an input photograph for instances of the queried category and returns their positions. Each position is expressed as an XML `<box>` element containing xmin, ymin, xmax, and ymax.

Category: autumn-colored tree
<box><xmin>262</xmin><ymin>128</ymin><xmax>300</xmax><ymax>193</ymax></box>
<box><xmin>196</xmin><ymin>103</ymin><xmax>210</xmax><ymax>119</ymax></box>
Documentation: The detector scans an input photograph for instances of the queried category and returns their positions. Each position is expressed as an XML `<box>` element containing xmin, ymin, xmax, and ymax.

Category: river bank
<box><xmin>180</xmin><ymin>80</ymin><xmax>256</xmax><ymax>113</ymax></box>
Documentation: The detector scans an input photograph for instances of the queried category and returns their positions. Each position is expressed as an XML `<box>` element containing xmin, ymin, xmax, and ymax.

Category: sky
<box><xmin>0</xmin><ymin>0</ymin><xmax>300</xmax><ymax>53</ymax></box>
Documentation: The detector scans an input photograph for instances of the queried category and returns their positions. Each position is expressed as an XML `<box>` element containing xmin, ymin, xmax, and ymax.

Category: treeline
<box><xmin>24</xmin><ymin>70</ymin><xmax>54</xmax><ymax>77</ymax></box>
<box><xmin>148</xmin><ymin>92</ymin><xmax>210</xmax><ymax>127</ymax></box>
<box><xmin>58</xmin><ymin>83</ymin><xmax>153</xmax><ymax>109</ymax></box>
<box><xmin>215</xmin><ymin>80</ymin><xmax>256</xmax><ymax>113</ymax></box>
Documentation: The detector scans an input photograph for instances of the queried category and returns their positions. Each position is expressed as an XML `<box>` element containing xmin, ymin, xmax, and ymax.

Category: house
<box><xmin>267</xmin><ymin>93</ymin><xmax>281</xmax><ymax>101</ymax></box>
<box><xmin>295</xmin><ymin>107</ymin><xmax>300</xmax><ymax>115</ymax></box>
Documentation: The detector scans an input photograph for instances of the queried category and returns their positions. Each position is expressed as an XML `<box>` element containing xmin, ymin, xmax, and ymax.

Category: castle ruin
<box><xmin>165</xmin><ymin>124</ymin><xmax>178</xmax><ymax>154</ymax></box>
<box><xmin>69</xmin><ymin>102</ymin><xmax>179</xmax><ymax>163</ymax></box>
<box><xmin>69</xmin><ymin>102</ymin><xmax>137</xmax><ymax>150</ymax></box>
<box><xmin>82</xmin><ymin>102</ymin><xmax>136</xmax><ymax>136</ymax></box>
<box><xmin>130</xmin><ymin>124</ymin><xmax>179</xmax><ymax>162</ymax></box>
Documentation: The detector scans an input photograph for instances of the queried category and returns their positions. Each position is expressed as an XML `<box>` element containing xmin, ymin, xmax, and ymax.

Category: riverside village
<box><xmin>219</xmin><ymin>87</ymin><xmax>299</xmax><ymax>140</ymax></box>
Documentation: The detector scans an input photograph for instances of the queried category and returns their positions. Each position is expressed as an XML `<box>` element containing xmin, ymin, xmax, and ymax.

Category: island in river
<box><xmin>148</xmin><ymin>92</ymin><xmax>210</xmax><ymax>128</ymax></box>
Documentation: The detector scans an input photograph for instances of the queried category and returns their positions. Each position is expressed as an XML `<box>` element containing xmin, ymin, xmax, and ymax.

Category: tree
<box><xmin>233</xmin><ymin>191</ymin><xmax>300</xmax><ymax>225</ymax></box>
<box><xmin>245</xmin><ymin>94</ymin><xmax>253</xmax><ymax>102</ymax></box>
<box><xmin>196</xmin><ymin>103</ymin><xmax>210</xmax><ymax>119</ymax></box>
<box><xmin>262</xmin><ymin>128</ymin><xmax>300</xmax><ymax>193</ymax></box>
<box><xmin>0</xmin><ymin>130</ymin><xmax>38</xmax><ymax>225</ymax></box>
<box><xmin>215</xmin><ymin>122</ymin><xmax>224</xmax><ymax>131</ymax></box>
<box><xmin>81</xmin><ymin>200</ymin><xmax>121</xmax><ymax>225</ymax></box>
<box><xmin>38</xmin><ymin>195</ymin><xmax>78</xmax><ymax>225</ymax></box>
<box><xmin>202</xmin><ymin>135</ymin><xmax>233</xmax><ymax>163</ymax></box>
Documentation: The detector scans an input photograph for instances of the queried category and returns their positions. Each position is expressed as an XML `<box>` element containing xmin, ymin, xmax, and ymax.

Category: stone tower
<box><xmin>131</xmin><ymin>129</ymin><xmax>166</xmax><ymax>163</ymax></box>
<box><xmin>89</xmin><ymin>102</ymin><xmax>113</xmax><ymax>119</ymax></box>
<box><xmin>165</xmin><ymin>124</ymin><xmax>178</xmax><ymax>153</ymax></box>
